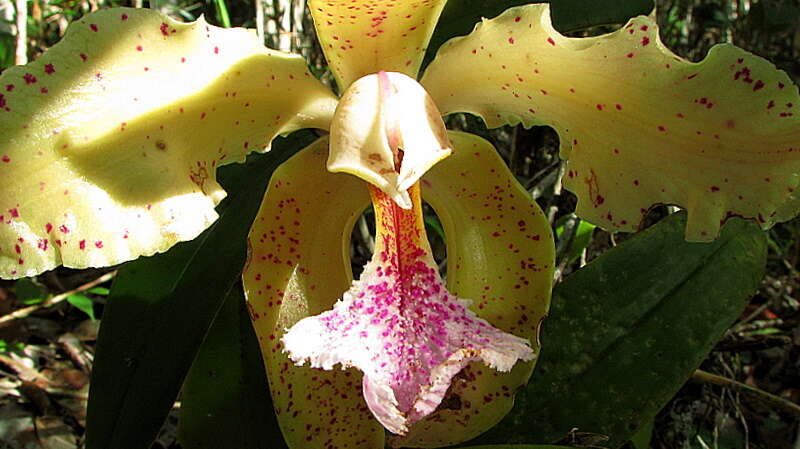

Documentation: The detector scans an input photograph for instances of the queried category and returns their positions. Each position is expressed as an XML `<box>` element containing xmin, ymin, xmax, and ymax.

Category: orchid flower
<box><xmin>0</xmin><ymin>1</ymin><xmax>798</xmax><ymax>449</ymax></box>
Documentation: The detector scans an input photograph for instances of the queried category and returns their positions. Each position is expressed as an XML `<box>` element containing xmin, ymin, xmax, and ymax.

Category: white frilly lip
<box><xmin>327</xmin><ymin>71</ymin><xmax>452</xmax><ymax>209</ymax></box>
<box><xmin>281</xmin><ymin>247</ymin><xmax>534</xmax><ymax>435</ymax></box>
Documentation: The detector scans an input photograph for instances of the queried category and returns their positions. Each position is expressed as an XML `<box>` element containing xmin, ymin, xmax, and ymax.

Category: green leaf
<box><xmin>468</xmin><ymin>212</ymin><xmax>766</xmax><ymax>447</ymax></box>
<box><xmin>426</xmin><ymin>0</ymin><xmax>654</xmax><ymax>64</ymax></box>
<box><xmin>85</xmin><ymin>132</ymin><xmax>312</xmax><ymax>449</ymax></box>
<box><xmin>461</xmin><ymin>446</ymin><xmax>570</xmax><ymax>449</ymax></box>
<box><xmin>87</xmin><ymin>287</ymin><xmax>110</xmax><ymax>296</ymax></box>
<box><xmin>67</xmin><ymin>293</ymin><xmax>96</xmax><ymax>321</ymax></box>
<box><xmin>13</xmin><ymin>278</ymin><xmax>45</xmax><ymax>304</ymax></box>
<box><xmin>178</xmin><ymin>284</ymin><xmax>285</xmax><ymax>449</ymax></box>
<box><xmin>629</xmin><ymin>417</ymin><xmax>654</xmax><ymax>449</ymax></box>
<box><xmin>554</xmin><ymin>214</ymin><xmax>596</xmax><ymax>265</ymax></box>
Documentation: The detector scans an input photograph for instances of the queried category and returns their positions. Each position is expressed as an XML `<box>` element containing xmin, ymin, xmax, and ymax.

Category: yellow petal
<box><xmin>242</xmin><ymin>137</ymin><xmax>382</xmax><ymax>449</ymax></box>
<box><xmin>329</xmin><ymin>71</ymin><xmax>451</xmax><ymax>209</ymax></box>
<box><xmin>309</xmin><ymin>0</ymin><xmax>447</xmax><ymax>89</ymax></box>
<box><xmin>0</xmin><ymin>8</ymin><xmax>337</xmax><ymax>278</ymax></box>
<box><xmin>394</xmin><ymin>131</ymin><xmax>554</xmax><ymax>447</ymax></box>
<box><xmin>421</xmin><ymin>4</ymin><xmax>800</xmax><ymax>241</ymax></box>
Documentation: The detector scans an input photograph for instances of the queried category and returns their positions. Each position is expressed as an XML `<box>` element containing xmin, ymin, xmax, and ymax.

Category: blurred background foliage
<box><xmin>0</xmin><ymin>1</ymin><xmax>798</xmax><ymax>448</ymax></box>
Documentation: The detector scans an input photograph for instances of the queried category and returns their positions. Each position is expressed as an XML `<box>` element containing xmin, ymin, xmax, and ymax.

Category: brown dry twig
<box><xmin>0</xmin><ymin>271</ymin><xmax>115</xmax><ymax>326</ymax></box>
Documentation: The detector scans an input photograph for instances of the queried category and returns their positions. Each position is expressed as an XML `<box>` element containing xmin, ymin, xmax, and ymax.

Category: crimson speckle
<box><xmin>121</xmin><ymin>13</ymin><xmax>128</xmax><ymax>20</ymax></box>
<box><xmin>95</xmin><ymin>241</ymin><xmax>104</xmax><ymax>248</ymax></box>
<box><xmin>753</xmin><ymin>80</ymin><xmax>765</xmax><ymax>91</ymax></box>
<box><xmin>23</xmin><ymin>73</ymin><xmax>37</xmax><ymax>84</ymax></box>
<box><xmin>514</xmin><ymin>16</ymin><xmax>521</xmax><ymax>22</ymax></box>
<box><xmin>90</xmin><ymin>24</ymin><xmax>99</xmax><ymax>32</ymax></box>
<box><xmin>626</xmin><ymin>52</ymin><xmax>634</xmax><ymax>58</ymax></box>
<box><xmin>641</xmin><ymin>36</ymin><xmax>650</xmax><ymax>46</ymax></box>
<box><xmin>546</xmin><ymin>37</ymin><xmax>555</xmax><ymax>46</ymax></box>
<box><xmin>0</xmin><ymin>155</ymin><xmax>7</xmax><ymax>164</ymax></box>
<box><xmin>44</xmin><ymin>64</ymin><xmax>55</xmax><ymax>74</ymax></box>
<box><xmin>710</xmin><ymin>186</ymin><xmax>720</xmax><ymax>192</ymax></box>
<box><xmin>136</xmin><ymin>45</ymin><xmax>143</xmax><ymax>51</ymax></box>
<box><xmin>160</xmin><ymin>23</ymin><xmax>170</xmax><ymax>36</ymax></box>
<box><xmin>79</xmin><ymin>240</ymin><xmax>86</xmax><ymax>250</ymax></box>
<box><xmin>80</xmin><ymin>53</ymin><xmax>88</xmax><ymax>62</ymax></box>
<box><xmin>507</xmin><ymin>37</ymin><xmax>514</xmax><ymax>44</ymax></box>
<box><xmin>59</xmin><ymin>225</ymin><xmax>69</xmax><ymax>233</ymax></box>
<box><xmin>8</xmin><ymin>208</ymin><xmax>19</xmax><ymax>218</ymax></box>
<box><xmin>214</xmin><ymin>46</ymin><xmax>220</xmax><ymax>54</ymax></box>
<box><xmin>5</xmin><ymin>84</ymin><xmax>13</xmax><ymax>92</ymax></box>
<box><xmin>45</xmin><ymin>223</ymin><xmax>53</xmax><ymax>233</ymax></box>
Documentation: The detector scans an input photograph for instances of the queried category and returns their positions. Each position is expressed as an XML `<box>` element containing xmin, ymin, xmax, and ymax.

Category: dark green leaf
<box><xmin>468</xmin><ymin>213</ymin><xmax>766</xmax><ymax>447</ymax></box>
<box><xmin>67</xmin><ymin>293</ymin><xmax>96</xmax><ymax>321</ymax></box>
<box><xmin>85</xmin><ymin>132</ymin><xmax>313</xmax><ymax>449</ymax></box>
<box><xmin>178</xmin><ymin>284</ymin><xmax>285</xmax><ymax>449</ymax></box>
<box><xmin>426</xmin><ymin>0</ymin><xmax>655</xmax><ymax>65</ymax></box>
<box><xmin>461</xmin><ymin>446</ymin><xmax>570</xmax><ymax>449</ymax></box>
<box><xmin>13</xmin><ymin>278</ymin><xmax>45</xmax><ymax>304</ymax></box>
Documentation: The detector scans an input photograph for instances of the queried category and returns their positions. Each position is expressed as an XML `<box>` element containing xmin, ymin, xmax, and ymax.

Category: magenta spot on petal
<box><xmin>23</xmin><ymin>74</ymin><xmax>37</xmax><ymax>84</ymax></box>
<box><xmin>79</xmin><ymin>240</ymin><xmax>86</xmax><ymax>250</ymax></box>
<box><xmin>90</xmin><ymin>24</ymin><xmax>99</xmax><ymax>32</ymax></box>
<box><xmin>1</xmin><ymin>155</ymin><xmax>9</xmax><ymax>163</ymax></box>
<box><xmin>44</xmin><ymin>64</ymin><xmax>55</xmax><ymax>75</ymax></box>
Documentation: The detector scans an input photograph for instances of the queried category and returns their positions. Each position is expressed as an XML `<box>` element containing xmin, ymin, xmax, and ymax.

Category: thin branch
<box><xmin>14</xmin><ymin>0</ymin><xmax>26</xmax><ymax>65</ymax></box>
<box><xmin>0</xmin><ymin>271</ymin><xmax>116</xmax><ymax>326</ymax></box>
<box><xmin>691</xmin><ymin>369</ymin><xmax>800</xmax><ymax>417</ymax></box>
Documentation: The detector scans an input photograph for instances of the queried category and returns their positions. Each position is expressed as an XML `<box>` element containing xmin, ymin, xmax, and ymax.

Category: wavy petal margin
<box><xmin>421</xmin><ymin>4</ymin><xmax>800</xmax><ymax>241</ymax></box>
<box><xmin>0</xmin><ymin>8</ymin><xmax>337</xmax><ymax>278</ymax></box>
<box><xmin>309</xmin><ymin>0</ymin><xmax>447</xmax><ymax>89</ymax></box>
<box><xmin>394</xmin><ymin>131</ymin><xmax>554</xmax><ymax>447</ymax></box>
<box><xmin>242</xmin><ymin>138</ymin><xmax>382</xmax><ymax>449</ymax></box>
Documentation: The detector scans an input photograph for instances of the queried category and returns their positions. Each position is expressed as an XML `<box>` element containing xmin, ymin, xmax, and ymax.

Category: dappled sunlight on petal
<box><xmin>0</xmin><ymin>8</ymin><xmax>337</xmax><ymax>278</ymax></box>
<box><xmin>422</xmin><ymin>4</ymin><xmax>800</xmax><ymax>241</ymax></box>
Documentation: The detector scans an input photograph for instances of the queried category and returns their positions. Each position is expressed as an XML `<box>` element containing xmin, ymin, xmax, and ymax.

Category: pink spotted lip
<box><xmin>282</xmin><ymin>185</ymin><xmax>534</xmax><ymax>435</ymax></box>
